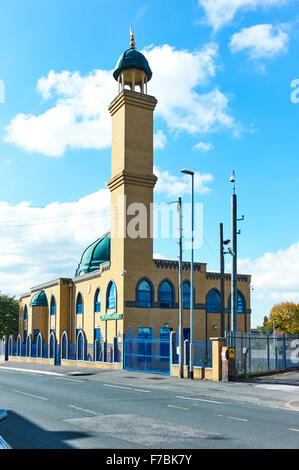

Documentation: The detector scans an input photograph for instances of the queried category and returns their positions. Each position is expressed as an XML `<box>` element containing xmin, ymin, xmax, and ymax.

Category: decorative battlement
<box><xmin>206</xmin><ymin>272</ymin><xmax>250</xmax><ymax>282</ymax></box>
<box><xmin>154</xmin><ymin>259</ymin><xmax>204</xmax><ymax>271</ymax></box>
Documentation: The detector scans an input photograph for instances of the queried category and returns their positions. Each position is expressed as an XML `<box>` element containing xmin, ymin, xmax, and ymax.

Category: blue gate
<box><xmin>124</xmin><ymin>337</ymin><xmax>170</xmax><ymax>375</ymax></box>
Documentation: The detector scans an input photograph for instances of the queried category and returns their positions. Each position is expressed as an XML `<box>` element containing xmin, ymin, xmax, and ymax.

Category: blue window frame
<box><xmin>206</xmin><ymin>289</ymin><xmax>221</xmax><ymax>313</ymax></box>
<box><xmin>228</xmin><ymin>292</ymin><xmax>246</xmax><ymax>314</ymax></box>
<box><xmin>107</xmin><ymin>281</ymin><xmax>116</xmax><ymax>310</ymax></box>
<box><xmin>50</xmin><ymin>296</ymin><xmax>56</xmax><ymax>316</ymax></box>
<box><xmin>183</xmin><ymin>282</ymin><xmax>190</xmax><ymax>309</ymax></box>
<box><xmin>159</xmin><ymin>281</ymin><xmax>173</xmax><ymax>308</ymax></box>
<box><xmin>24</xmin><ymin>305</ymin><xmax>28</xmax><ymax>321</ymax></box>
<box><xmin>95</xmin><ymin>289</ymin><xmax>101</xmax><ymax>312</ymax></box>
<box><xmin>137</xmin><ymin>280</ymin><xmax>152</xmax><ymax>308</ymax></box>
<box><xmin>76</xmin><ymin>293</ymin><xmax>83</xmax><ymax>314</ymax></box>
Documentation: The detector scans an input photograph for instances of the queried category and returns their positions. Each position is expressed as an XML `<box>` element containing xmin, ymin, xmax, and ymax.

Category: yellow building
<box><xmin>18</xmin><ymin>32</ymin><xmax>251</xmax><ymax>368</ymax></box>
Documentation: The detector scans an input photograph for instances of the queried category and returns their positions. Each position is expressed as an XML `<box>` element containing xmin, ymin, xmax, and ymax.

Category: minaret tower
<box><xmin>108</xmin><ymin>30</ymin><xmax>157</xmax><ymax>280</ymax></box>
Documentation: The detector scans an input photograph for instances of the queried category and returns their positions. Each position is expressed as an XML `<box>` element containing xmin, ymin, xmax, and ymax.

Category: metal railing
<box><xmin>226</xmin><ymin>331</ymin><xmax>299</xmax><ymax>376</ymax></box>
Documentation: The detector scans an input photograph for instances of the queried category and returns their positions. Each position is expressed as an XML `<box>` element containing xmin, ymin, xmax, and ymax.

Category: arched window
<box><xmin>159</xmin><ymin>280</ymin><xmax>173</xmax><ymax>309</ymax></box>
<box><xmin>77</xmin><ymin>330</ymin><xmax>85</xmax><ymax>361</ymax></box>
<box><xmin>107</xmin><ymin>281</ymin><xmax>116</xmax><ymax>310</ymax></box>
<box><xmin>183</xmin><ymin>282</ymin><xmax>190</xmax><ymax>309</ymax></box>
<box><xmin>95</xmin><ymin>288</ymin><xmax>101</xmax><ymax>313</ymax></box>
<box><xmin>206</xmin><ymin>289</ymin><xmax>221</xmax><ymax>313</ymax></box>
<box><xmin>137</xmin><ymin>279</ymin><xmax>152</xmax><ymax>308</ymax></box>
<box><xmin>228</xmin><ymin>291</ymin><xmax>246</xmax><ymax>313</ymax></box>
<box><xmin>49</xmin><ymin>332</ymin><xmax>56</xmax><ymax>359</ymax></box>
<box><xmin>24</xmin><ymin>305</ymin><xmax>28</xmax><ymax>321</ymax></box>
<box><xmin>76</xmin><ymin>293</ymin><xmax>83</xmax><ymax>314</ymax></box>
<box><xmin>50</xmin><ymin>296</ymin><xmax>56</xmax><ymax>316</ymax></box>
<box><xmin>61</xmin><ymin>331</ymin><xmax>68</xmax><ymax>360</ymax></box>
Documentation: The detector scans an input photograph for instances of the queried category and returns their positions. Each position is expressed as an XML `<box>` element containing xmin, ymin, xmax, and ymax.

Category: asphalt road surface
<box><xmin>0</xmin><ymin>362</ymin><xmax>299</xmax><ymax>449</ymax></box>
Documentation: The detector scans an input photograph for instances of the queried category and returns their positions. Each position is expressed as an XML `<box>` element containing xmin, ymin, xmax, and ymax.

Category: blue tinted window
<box><xmin>95</xmin><ymin>289</ymin><xmax>101</xmax><ymax>312</ymax></box>
<box><xmin>159</xmin><ymin>281</ymin><xmax>173</xmax><ymax>308</ymax></box>
<box><xmin>183</xmin><ymin>282</ymin><xmax>190</xmax><ymax>309</ymax></box>
<box><xmin>50</xmin><ymin>296</ymin><xmax>56</xmax><ymax>315</ymax></box>
<box><xmin>76</xmin><ymin>293</ymin><xmax>83</xmax><ymax>314</ymax></box>
<box><xmin>228</xmin><ymin>292</ymin><xmax>246</xmax><ymax>313</ymax></box>
<box><xmin>107</xmin><ymin>282</ymin><xmax>116</xmax><ymax>310</ymax></box>
<box><xmin>206</xmin><ymin>290</ymin><xmax>221</xmax><ymax>313</ymax></box>
<box><xmin>137</xmin><ymin>280</ymin><xmax>152</xmax><ymax>308</ymax></box>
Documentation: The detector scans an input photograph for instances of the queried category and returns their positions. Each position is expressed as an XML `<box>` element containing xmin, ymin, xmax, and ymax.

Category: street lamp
<box><xmin>220</xmin><ymin>222</ymin><xmax>230</xmax><ymax>338</ymax></box>
<box><xmin>181</xmin><ymin>168</ymin><xmax>194</xmax><ymax>379</ymax></box>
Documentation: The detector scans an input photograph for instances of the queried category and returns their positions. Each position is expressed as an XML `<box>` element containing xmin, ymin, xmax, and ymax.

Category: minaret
<box><xmin>108</xmin><ymin>30</ymin><xmax>157</xmax><ymax>277</ymax></box>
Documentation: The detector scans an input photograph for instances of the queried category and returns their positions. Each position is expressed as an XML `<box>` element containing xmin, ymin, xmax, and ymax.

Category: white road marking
<box><xmin>176</xmin><ymin>395</ymin><xmax>224</xmax><ymax>405</ymax></box>
<box><xmin>103</xmin><ymin>383</ymin><xmax>150</xmax><ymax>393</ymax></box>
<box><xmin>55</xmin><ymin>377</ymin><xmax>85</xmax><ymax>383</ymax></box>
<box><xmin>68</xmin><ymin>405</ymin><xmax>99</xmax><ymax>415</ymax></box>
<box><xmin>288</xmin><ymin>428</ymin><xmax>299</xmax><ymax>432</ymax></box>
<box><xmin>168</xmin><ymin>404</ymin><xmax>189</xmax><ymax>411</ymax></box>
<box><xmin>13</xmin><ymin>389</ymin><xmax>47</xmax><ymax>400</ymax></box>
<box><xmin>0</xmin><ymin>366</ymin><xmax>63</xmax><ymax>377</ymax></box>
<box><xmin>218</xmin><ymin>414</ymin><xmax>248</xmax><ymax>422</ymax></box>
<box><xmin>103</xmin><ymin>383</ymin><xmax>133</xmax><ymax>390</ymax></box>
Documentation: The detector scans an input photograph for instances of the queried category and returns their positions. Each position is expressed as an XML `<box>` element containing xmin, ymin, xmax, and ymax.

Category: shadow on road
<box><xmin>0</xmin><ymin>410</ymin><xmax>90</xmax><ymax>449</ymax></box>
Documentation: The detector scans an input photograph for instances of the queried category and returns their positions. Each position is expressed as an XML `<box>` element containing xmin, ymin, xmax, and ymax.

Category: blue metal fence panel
<box><xmin>124</xmin><ymin>338</ymin><xmax>170</xmax><ymax>375</ymax></box>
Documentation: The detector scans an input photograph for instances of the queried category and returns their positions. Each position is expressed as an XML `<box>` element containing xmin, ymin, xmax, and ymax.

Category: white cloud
<box><xmin>238</xmin><ymin>241</ymin><xmax>299</xmax><ymax>302</ymax></box>
<box><xmin>198</xmin><ymin>0</ymin><xmax>293</xmax><ymax>31</ymax></box>
<box><xmin>154</xmin><ymin>165</ymin><xmax>214</xmax><ymax>196</ymax></box>
<box><xmin>230</xmin><ymin>24</ymin><xmax>289</xmax><ymax>59</ymax></box>
<box><xmin>5</xmin><ymin>69</ymin><xmax>114</xmax><ymax>157</ymax></box>
<box><xmin>154</xmin><ymin>130</ymin><xmax>167</xmax><ymax>149</ymax></box>
<box><xmin>144</xmin><ymin>43</ymin><xmax>237</xmax><ymax>136</ymax></box>
<box><xmin>0</xmin><ymin>189</ymin><xmax>111</xmax><ymax>296</ymax></box>
<box><xmin>5</xmin><ymin>43</ymin><xmax>238</xmax><ymax>157</ymax></box>
<box><xmin>193</xmin><ymin>141</ymin><xmax>214</xmax><ymax>152</ymax></box>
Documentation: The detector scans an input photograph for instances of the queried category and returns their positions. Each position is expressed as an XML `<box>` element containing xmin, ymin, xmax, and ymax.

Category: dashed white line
<box><xmin>13</xmin><ymin>390</ymin><xmax>47</xmax><ymax>400</ymax></box>
<box><xmin>176</xmin><ymin>395</ymin><xmax>224</xmax><ymax>405</ymax></box>
<box><xmin>103</xmin><ymin>383</ymin><xmax>150</xmax><ymax>393</ymax></box>
<box><xmin>103</xmin><ymin>383</ymin><xmax>133</xmax><ymax>390</ymax></box>
<box><xmin>168</xmin><ymin>404</ymin><xmax>189</xmax><ymax>411</ymax></box>
<box><xmin>68</xmin><ymin>404</ymin><xmax>99</xmax><ymax>415</ymax></box>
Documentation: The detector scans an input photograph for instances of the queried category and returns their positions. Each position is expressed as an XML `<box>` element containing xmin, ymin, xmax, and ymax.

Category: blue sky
<box><xmin>0</xmin><ymin>0</ymin><xmax>299</xmax><ymax>327</ymax></box>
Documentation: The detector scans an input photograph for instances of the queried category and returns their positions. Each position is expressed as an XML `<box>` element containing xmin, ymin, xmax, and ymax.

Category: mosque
<box><xmin>18</xmin><ymin>31</ymin><xmax>251</xmax><ymax>360</ymax></box>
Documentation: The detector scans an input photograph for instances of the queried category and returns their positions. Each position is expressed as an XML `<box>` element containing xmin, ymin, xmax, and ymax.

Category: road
<box><xmin>0</xmin><ymin>362</ymin><xmax>298</xmax><ymax>449</ymax></box>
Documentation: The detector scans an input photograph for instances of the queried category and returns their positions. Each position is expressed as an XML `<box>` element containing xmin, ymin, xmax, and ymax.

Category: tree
<box><xmin>0</xmin><ymin>292</ymin><xmax>19</xmax><ymax>338</ymax></box>
<box><xmin>266</xmin><ymin>302</ymin><xmax>299</xmax><ymax>335</ymax></box>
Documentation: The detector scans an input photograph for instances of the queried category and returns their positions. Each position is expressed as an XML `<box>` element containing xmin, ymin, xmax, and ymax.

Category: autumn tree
<box><xmin>266</xmin><ymin>302</ymin><xmax>299</xmax><ymax>335</ymax></box>
<box><xmin>0</xmin><ymin>292</ymin><xmax>19</xmax><ymax>338</ymax></box>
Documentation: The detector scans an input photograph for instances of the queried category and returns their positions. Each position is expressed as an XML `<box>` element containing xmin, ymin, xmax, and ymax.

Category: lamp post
<box><xmin>181</xmin><ymin>168</ymin><xmax>194</xmax><ymax>379</ymax></box>
<box><xmin>220</xmin><ymin>223</ymin><xmax>230</xmax><ymax>338</ymax></box>
<box><xmin>177</xmin><ymin>197</ymin><xmax>184</xmax><ymax>378</ymax></box>
<box><xmin>230</xmin><ymin>171</ymin><xmax>244</xmax><ymax>344</ymax></box>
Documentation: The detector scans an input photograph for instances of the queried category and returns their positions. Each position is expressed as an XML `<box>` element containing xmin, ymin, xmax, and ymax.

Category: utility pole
<box><xmin>230</xmin><ymin>171</ymin><xmax>244</xmax><ymax>339</ymax></box>
<box><xmin>177</xmin><ymin>197</ymin><xmax>184</xmax><ymax>379</ymax></box>
<box><xmin>181</xmin><ymin>168</ymin><xmax>194</xmax><ymax>379</ymax></box>
<box><xmin>220</xmin><ymin>223</ymin><xmax>230</xmax><ymax>337</ymax></box>
<box><xmin>231</xmin><ymin>171</ymin><xmax>238</xmax><ymax>336</ymax></box>
<box><xmin>220</xmin><ymin>223</ymin><xmax>225</xmax><ymax>338</ymax></box>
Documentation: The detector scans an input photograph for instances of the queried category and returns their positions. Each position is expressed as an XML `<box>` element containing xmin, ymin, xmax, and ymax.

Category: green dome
<box><xmin>75</xmin><ymin>232</ymin><xmax>111</xmax><ymax>277</ymax></box>
<box><xmin>113</xmin><ymin>48</ymin><xmax>152</xmax><ymax>82</ymax></box>
<box><xmin>30</xmin><ymin>290</ymin><xmax>48</xmax><ymax>307</ymax></box>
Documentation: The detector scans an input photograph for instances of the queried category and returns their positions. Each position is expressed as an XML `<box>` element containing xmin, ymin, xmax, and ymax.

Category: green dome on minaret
<box><xmin>113</xmin><ymin>28</ymin><xmax>152</xmax><ymax>83</ymax></box>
